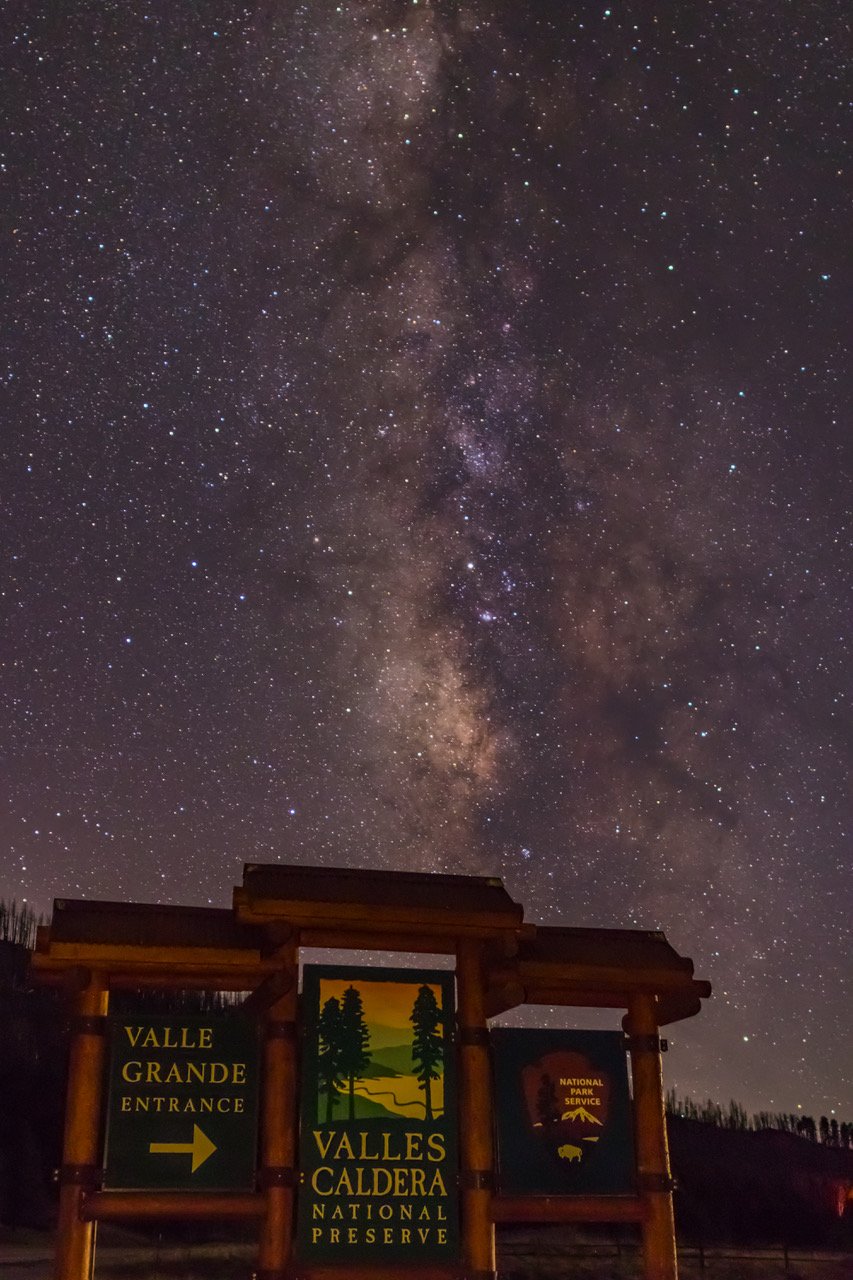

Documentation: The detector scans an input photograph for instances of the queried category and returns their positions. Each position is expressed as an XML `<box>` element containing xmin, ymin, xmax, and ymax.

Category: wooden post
<box><xmin>256</xmin><ymin>947</ymin><xmax>298</xmax><ymax>1280</ymax></box>
<box><xmin>55</xmin><ymin>971</ymin><xmax>109</xmax><ymax>1280</ymax></box>
<box><xmin>627</xmin><ymin>992</ymin><xmax>678</xmax><ymax>1280</ymax></box>
<box><xmin>456</xmin><ymin>939</ymin><xmax>495</xmax><ymax>1280</ymax></box>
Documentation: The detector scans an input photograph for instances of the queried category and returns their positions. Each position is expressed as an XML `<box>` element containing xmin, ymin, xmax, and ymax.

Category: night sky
<box><xmin>3</xmin><ymin>2</ymin><xmax>850</xmax><ymax>1118</ymax></box>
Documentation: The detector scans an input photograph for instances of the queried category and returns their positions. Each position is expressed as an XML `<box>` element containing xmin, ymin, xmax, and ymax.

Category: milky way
<box><xmin>2</xmin><ymin>1</ymin><xmax>850</xmax><ymax>1118</ymax></box>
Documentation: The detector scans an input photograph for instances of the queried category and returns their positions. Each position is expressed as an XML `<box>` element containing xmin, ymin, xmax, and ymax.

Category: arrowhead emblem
<box><xmin>149</xmin><ymin>1124</ymin><xmax>218</xmax><ymax>1172</ymax></box>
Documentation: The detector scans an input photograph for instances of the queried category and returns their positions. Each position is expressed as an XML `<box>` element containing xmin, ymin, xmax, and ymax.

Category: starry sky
<box><xmin>3</xmin><ymin>1</ymin><xmax>850</xmax><ymax>1118</ymax></box>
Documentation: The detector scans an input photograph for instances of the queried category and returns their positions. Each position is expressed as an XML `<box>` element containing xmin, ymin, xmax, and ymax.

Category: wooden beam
<box><xmin>457</xmin><ymin>939</ymin><xmax>496</xmax><ymax>1279</ymax></box>
<box><xmin>288</xmin><ymin>1268</ymin><xmax>461</xmax><ymax>1280</ymax></box>
<box><xmin>82</xmin><ymin>1192</ymin><xmax>265</xmax><ymax>1221</ymax></box>
<box><xmin>627</xmin><ymin>993</ymin><xmax>678</xmax><ymax>1280</ymax></box>
<box><xmin>257</xmin><ymin>951</ymin><xmax>299</xmax><ymax>1280</ymax></box>
<box><xmin>241</xmin><ymin>968</ymin><xmax>295</xmax><ymax>1014</ymax></box>
<box><xmin>492</xmin><ymin>1195</ymin><xmax>644</xmax><ymax>1224</ymax></box>
<box><xmin>54</xmin><ymin>973</ymin><xmax>108</xmax><ymax>1280</ymax></box>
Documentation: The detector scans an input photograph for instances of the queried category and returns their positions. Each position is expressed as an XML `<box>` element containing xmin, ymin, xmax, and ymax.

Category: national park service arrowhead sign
<box><xmin>103</xmin><ymin>1014</ymin><xmax>260</xmax><ymax>1190</ymax></box>
<box><xmin>492</xmin><ymin>1028</ymin><xmax>634</xmax><ymax>1196</ymax></box>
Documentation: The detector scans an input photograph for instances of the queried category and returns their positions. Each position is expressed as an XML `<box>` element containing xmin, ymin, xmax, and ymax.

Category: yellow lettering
<box><xmin>427</xmin><ymin>1169</ymin><xmax>447</xmax><ymax>1196</ymax></box>
<box><xmin>311</xmin><ymin>1167</ymin><xmax>334</xmax><ymax>1195</ymax></box>
<box><xmin>381</xmin><ymin>1132</ymin><xmax>401</xmax><ymax>1162</ymax></box>
<box><xmin>401</xmin><ymin>1228</ymin><xmax>411</xmax><ymax>1244</ymax></box>
<box><xmin>124</xmin><ymin>1026</ymin><xmax>144</xmax><ymax>1047</ymax></box>
<box><xmin>358</xmin><ymin>1131</ymin><xmax>378</xmax><ymax>1160</ymax></box>
<box><xmin>121</xmin><ymin>1061</ymin><xmax>142</xmax><ymax>1083</ymax></box>
<box><xmin>405</xmin><ymin>1132</ymin><xmax>423</xmax><ymax>1161</ymax></box>
<box><xmin>312</xmin><ymin>1227</ymin><xmax>322</xmax><ymax>1243</ymax></box>
<box><xmin>410</xmin><ymin>1168</ymin><xmax>425</xmax><ymax>1196</ymax></box>
<box><xmin>427</xmin><ymin>1132</ymin><xmax>446</xmax><ymax>1162</ymax></box>
<box><xmin>313</xmin><ymin>1131</ymin><xmax>335</xmax><ymax>1159</ymax></box>
<box><xmin>333</xmin><ymin>1132</ymin><xmax>355</xmax><ymax>1160</ymax></box>
<box><xmin>198</xmin><ymin>1028</ymin><xmax>213</xmax><ymax>1049</ymax></box>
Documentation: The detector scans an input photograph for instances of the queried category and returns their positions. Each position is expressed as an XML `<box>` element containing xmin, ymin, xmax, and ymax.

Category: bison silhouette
<box><xmin>557</xmin><ymin>1143</ymin><xmax>582</xmax><ymax>1162</ymax></box>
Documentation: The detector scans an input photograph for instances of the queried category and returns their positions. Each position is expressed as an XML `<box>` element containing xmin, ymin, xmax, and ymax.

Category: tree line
<box><xmin>666</xmin><ymin>1089</ymin><xmax>853</xmax><ymax>1149</ymax></box>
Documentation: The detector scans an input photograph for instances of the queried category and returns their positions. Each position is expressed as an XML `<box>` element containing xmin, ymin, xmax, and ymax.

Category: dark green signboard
<box><xmin>103</xmin><ymin>1014</ymin><xmax>260</xmax><ymax>1190</ymax></box>
<box><xmin>296</xmin><ymin>965</ymin><xmax>459</xmax><ymax>1264</ymax></box>
<box><xmin>492</xmin><ymin>1029</ymin><xmax>634</xmax><ymax>1196</ymax></box>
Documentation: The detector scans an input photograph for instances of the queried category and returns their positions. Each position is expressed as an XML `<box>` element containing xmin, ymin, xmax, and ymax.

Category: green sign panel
<box><xmin>492</xmin><ymin>1029</ymin><xmax>634</xmax><ymax>1196</ymax></box>
<box><xmin>296</xmin><ymin>965</ymin><xmax>459</xmax><ymax>1265</ymax></box>
<box><xmin>103</xmin><ymin>1014</ymin><xmax>260</xmax><ymax>1190</ymax></box>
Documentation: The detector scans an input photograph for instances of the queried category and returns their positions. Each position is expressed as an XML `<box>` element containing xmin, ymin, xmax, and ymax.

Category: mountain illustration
<box><xmin>369</xmin><ymin>1043</ymin><xmax>417</xmax><ymax>1074</ymax></box>
<box><xmin>561</xmin><ymin>1106</ymin><xmax>603</xmax><ymax>1125</ymax></box>
<box><xmin>360</xmin><ymin>1057</ymin><xmax>402</xmax><ymax>1079</ymax></box>
<box><xmin>361</xmin><ymin>1022</ymin><xmax>415</xmax><ymax>1051</ymax></box>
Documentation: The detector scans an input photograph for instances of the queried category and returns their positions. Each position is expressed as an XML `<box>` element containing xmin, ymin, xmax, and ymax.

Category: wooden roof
<box><xmin>31</xmin><ymin>898</ymin><xmax>269</xmax><ymax>990</ymax></box>
<box><xmin>43</xmin><ymin>898</ymin><xmax>261</xmax><ymax>951</ymax></box>
<box><xmin>29</xmin><ymin>868</ymin><xmax>710</xmax><ymax>1023</ymax></box>
<box><xmin>234</xmin><ymin>863</ymin><xmax>526</xmax><ymax>950</ymax></box>
<box><xmin>485</xmin><ymin>924</ymin><xmax>710</xmax><ymax>1025</ymax></box>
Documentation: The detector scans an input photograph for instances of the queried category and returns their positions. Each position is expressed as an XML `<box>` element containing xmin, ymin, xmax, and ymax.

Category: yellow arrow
<box><xmin>149</xmin><ymin>1124</ymin><xmax>217</xmax><ymax>1173</ymax></box>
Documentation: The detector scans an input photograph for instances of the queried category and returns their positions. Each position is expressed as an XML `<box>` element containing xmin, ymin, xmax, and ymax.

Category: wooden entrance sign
<box><xmin>32</xmin><ymin>866</ymin><xmax>711</xmax><ymax>1280</ymax></box>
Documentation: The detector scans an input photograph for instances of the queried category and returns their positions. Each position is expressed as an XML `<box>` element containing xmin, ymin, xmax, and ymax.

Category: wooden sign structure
<box><xmin>31</xmin><ymin>864</ymin><xmax>711</xmax><ymax>1280</ymax></box>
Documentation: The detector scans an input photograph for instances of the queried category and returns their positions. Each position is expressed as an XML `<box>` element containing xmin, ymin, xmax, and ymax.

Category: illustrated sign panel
<box><xmin>296</xmin><ymin>965</ymin><xmax>459</xmax><ymax>1264</ymax></box>
<box><xmin>103</xmin><ymin>1014</ymin><xmax>260</xmax><ymax>1190</ymax></box>
<box><xmin>492</xmin><ymin>1028</ymin><xmax>634</xmax><ymax>1196</ymax></box>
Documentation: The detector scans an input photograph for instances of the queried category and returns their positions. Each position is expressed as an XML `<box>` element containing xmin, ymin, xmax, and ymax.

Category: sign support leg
<box><xmin>257</xmin><ymin>952</ymin><xmax>298</xmax><ymax>1280</ymax></box>
<box><xmin>456</xmin><ymin>939</ymin><xmax>495</xmax><ymax>1280</ymax></box>
<box><xmin>627</xmin><ymin>992</ymin><xmax>678</xmax><ymax>1280</ymax></box>
<box><xmin>55</xmin><ymin>972</ymin><xmax>108</xmax><ymax>1280</ymax></box>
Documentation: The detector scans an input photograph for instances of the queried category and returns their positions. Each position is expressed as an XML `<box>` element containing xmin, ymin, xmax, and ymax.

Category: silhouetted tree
<box><xmin>819</xmin><ymin>1116</ymin><xmax>830</xmax><ymax>1144</ymax></box>
<box><xmin>727</xmin><ymin>1099</ymin><xmax>749</xmax><ymax>1130</ymax></box>
<box><xmin>339</xmin><ymin>986</ymin><xmax>371</xmax><ymax>1121</ymax></box>
<box><xmin>829</xmin><ymin>1118</ymin><xmax>839</xmax><ymax>1146</ymax></box>
<box><xmin>0</xmin><ymin>901</ymin><xmax>40</xmax><ymax>947</ymax></box>
<box><xmin>318</xmin><ymin>996</ymin><xmax>344</xmax><ymax>1122</ymax></box>
<box><xmin>410</xmin><ymin>984</ymin><xmax>443</xmax><ymax>1122</ymax></box>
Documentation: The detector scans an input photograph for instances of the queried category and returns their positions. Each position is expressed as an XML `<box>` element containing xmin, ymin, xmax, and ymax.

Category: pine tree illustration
<box><xmin>318</xmin><ymin>996</ymin><xmax>344</xmax><ymax>1122</ymax></box>
<box><xmin>339</xmin><ymin>986</ymin><xmax>371</xmax><ymax>1120</ymax></box>
<box><xmin>410</xmin><ymin>985</ymin><xmax>443</xmax><ymax>1122</ymax></box>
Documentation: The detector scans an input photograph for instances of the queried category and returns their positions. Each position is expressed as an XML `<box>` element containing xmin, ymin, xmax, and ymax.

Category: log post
<box><xmin>55</xmin><ymin>971</ymin><xmax>109</xmax><ymax>1280</ymax></box>
<box><xmin>627</xmin><ymin>992</ymin><xmax>678</xmax><ymax>1280</ymax></box>
<box><xmin>256</xmin><ymin>947</ymin><xmax>298</xmax><ymax>1280</ymax></box>
<box><xmin>456</xmin><ymin>939</ymin><xmax>495</xmax><ymax>1280</ymax></box>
